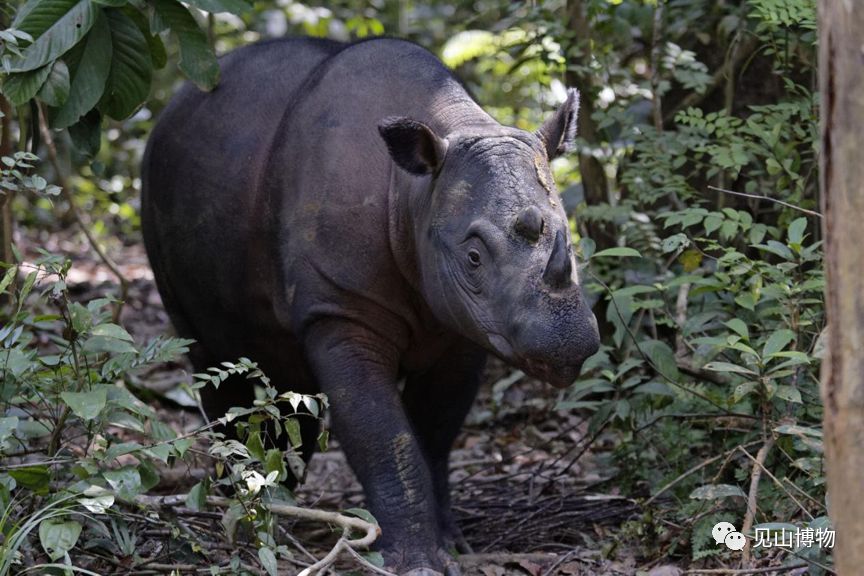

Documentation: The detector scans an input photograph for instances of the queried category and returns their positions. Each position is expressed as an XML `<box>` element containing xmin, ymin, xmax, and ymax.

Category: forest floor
<box><xmin>27</xmin><ymin>230</ymin><xmax>694</xmax><ymax>576</ymax></box>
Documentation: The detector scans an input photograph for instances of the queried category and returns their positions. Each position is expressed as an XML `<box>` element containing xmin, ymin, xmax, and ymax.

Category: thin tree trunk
<box><xmin>564</xmin><ymin>0</ymin><xmax>613</xmax><ymax>249</ymax></box>
<box><xmin>0</xmin><ymin>95</ymin><xmax>14</xmax><ymax>268</ymax></box>
<box><xmin>819</xmin><ymin>2</ymin><xmax>864</xmax><ymax>572</ymax></box>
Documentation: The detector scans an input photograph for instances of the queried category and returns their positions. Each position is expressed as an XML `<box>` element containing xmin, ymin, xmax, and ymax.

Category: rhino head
<box><xmin>379</xmin><ymin>90</ymin><xmax>600</xmax><ymax>387</ymax></box>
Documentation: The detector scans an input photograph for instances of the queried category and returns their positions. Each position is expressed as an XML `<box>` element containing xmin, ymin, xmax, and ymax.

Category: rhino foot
<box><xmin>386</xmin><ymin>547</ymin><xmax>461</xmax><ymax>576</ymax></box>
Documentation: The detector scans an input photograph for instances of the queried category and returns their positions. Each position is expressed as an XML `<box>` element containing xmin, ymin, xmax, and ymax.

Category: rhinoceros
<box><xmin>142</xmin><ymin>36</ymin><xmax>600</xmax><ymax>575</ymax></box>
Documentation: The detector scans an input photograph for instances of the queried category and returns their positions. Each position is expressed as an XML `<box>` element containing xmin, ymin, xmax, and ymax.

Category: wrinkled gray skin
<box><xmin>142</xmin><ymin>37</ymin><xmax>600</xmax><ymax>575</ymax></box>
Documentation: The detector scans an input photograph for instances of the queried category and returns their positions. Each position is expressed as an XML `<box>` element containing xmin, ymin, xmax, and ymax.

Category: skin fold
<box><xmin>142</xmin><ymin>36</ymin><xmax>600</xmax><ymax>575</ymax></box>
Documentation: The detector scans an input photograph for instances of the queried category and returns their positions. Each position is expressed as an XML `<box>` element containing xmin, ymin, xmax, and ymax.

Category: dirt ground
<box><xmin>35</xmin><ymin>232</ymin><xmax>653</xmax><ymax>575</ymax></box>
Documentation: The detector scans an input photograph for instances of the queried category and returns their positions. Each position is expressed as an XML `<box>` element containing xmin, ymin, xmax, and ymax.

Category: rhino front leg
<box><xmin>304</xmin><ymin>321</ymin><xmax>460</xmax><ymax>576</ymax></box>
<box><xmin>403</xmin><ymin>342</ymin><xmax>486</xmax><ymax>554</ymax></box>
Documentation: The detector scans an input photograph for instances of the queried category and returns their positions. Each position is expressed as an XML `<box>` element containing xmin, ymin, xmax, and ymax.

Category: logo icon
<box><xmin>712</xmin><ymin>521</ymin><xmax>747</xmax><ymax>551</ymax></box>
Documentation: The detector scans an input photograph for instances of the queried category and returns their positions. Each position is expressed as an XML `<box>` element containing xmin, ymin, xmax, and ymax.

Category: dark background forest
<box><xmin>0</xmin><ymin>0</ymin><xmax>828</xmax><ymax>574</ymax></box>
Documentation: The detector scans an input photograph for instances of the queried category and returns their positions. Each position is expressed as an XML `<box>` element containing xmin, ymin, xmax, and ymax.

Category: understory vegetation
<box><xmin>0</xmin><ymin>0</ymin><xmax>827</xmax><ymax>574</ymax></box>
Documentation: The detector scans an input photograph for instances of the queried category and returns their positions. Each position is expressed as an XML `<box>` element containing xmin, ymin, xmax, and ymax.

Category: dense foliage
<box><xmin>0</xmin><ymin>0</ymin><xmax>827</xmax><ymax>573</ymax></box>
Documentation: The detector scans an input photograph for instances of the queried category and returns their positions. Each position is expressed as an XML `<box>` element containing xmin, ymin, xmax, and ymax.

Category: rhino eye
<box><xmin>467</xmin><ymin>249</ymin><xmax>481</xmax><ymax>267</ymax></box>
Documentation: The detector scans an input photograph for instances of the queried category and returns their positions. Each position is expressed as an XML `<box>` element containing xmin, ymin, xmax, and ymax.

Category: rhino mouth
<box><xmin>487</xmin><ymin>333</ymin><xmax>579</xmax><ymax>389</ymax></box>
<box><xmin>524</xmin><ymin>357</ymin><xmax>581</xmax><ymax>388</ymax></box>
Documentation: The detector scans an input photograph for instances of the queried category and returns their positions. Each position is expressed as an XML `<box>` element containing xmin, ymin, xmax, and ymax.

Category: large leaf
<box><xmin>184</xmin><ymin>0</ymin><xmax>251</xmax><ymax>15</ymax></box>
<box><xmin>762</xmin><ymin>329</ymin><xmax>795</xmax><ymax>358</ymax></box>
<box><xmin>98</xmin><ymin>8</ymin><xmax>152</xmax><ymax>119</ymax></box>
<box><xmin>124</xmin><ymin>6</ymin><xmax>166</xmax><ymax>69</ymax></box>
<box><xmin>2</xmin><ymin>64</ymin><xmax>52</xmax><ymax>106</ymax></box>
<box><xmin>8</xmin><ymin>465</ymin><xmax>51</xmax><ymax>493</ymax></box>
<box><xmin>52</xmin><ymin>9</ymin><xmax>112</xmax><ymax>129</ymax></box>
<box><xmin>591</xmin><ymin>247</ymin><xmax>643</xmax><ymax>259</ymax></box>
<box><xmin>10</xmin><ymin>0</ymin><xmax>96</xmax><ymax>72</ymax></box>
<box><xmin>689</xmin><ymin>483</ymin><xmax>747</xmax><ymax>500</ymax></box>
<box><xmin>37</xmin><ymin>59</ymin><xmax>70</xmax><ymax>106</ymax></box>
<box><xmin>152</xmin><ymin>0</ymin><xmax>219</xmax><ymax>90</ymax></box>
<box><xmin>60</xmin><ymin>387</ymin><xmax>108</xmax><ymax>420</ymax></box>
<box><xmin>39</xmin><ymin>519</ymin><xmax>82</xmax><ymax>561</ymax></box>
<box><xmin>640</xmin><ymin>339</ymin><xmax>679</xmax><ymax>382</ymax></box>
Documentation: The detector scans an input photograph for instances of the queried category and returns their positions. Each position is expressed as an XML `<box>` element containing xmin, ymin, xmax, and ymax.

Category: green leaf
<box><xmin>8</xmin><ymin>465</ymin><xmax>51</xmax><ymax>492</ymax></box>
<box><xmin>733</xmin><ymin>381</ymin><xmax>758</xmax><ymax>403</ymax></box>
<box><xmin>703</xmin><ymin>361</ymin><xmax>758</xmax><ymax>376</ymax></box>
<box><xmin>143</xmin><ymin>443</ymin><xmax>172</xmax><ymax>462</ymax></box>
<box><xmin>775</xmin><ymin>385</ymin><xmax>802</xmax><ymax>404</ymax></box>
<box><xmin>285</xmin><ymin>417</ymin><xmax>302</xmax><ymax>449</ymax></box>
<box><xmin>689</xmin><ymin>483</ymin><xmax>747</xmax><ymax>500</ymax></box>
<box><xmin>52</xmin><ymin>9</ymin><xmax>112</xmax><ymax>129</ymax></box>
<box><xmin>98</xmin><ymin>8</ymin><xmax>152</xmax><ymax>119</ymax></box>
<box><xmin>11</xmin><ymin>0</ymin><xmax>96</xmax><ymax>72</ymax></box>
<box><xmin>39</xmin><ymin>518</ymin><xmax>82</xmax><ymax>561</ymax></box>
<box><xmin>720</xmin><ymin>219</ymin><xmax>738</xmax><ymax>241</ymax></box>
<box><xmin>787</xmin><ymin>217</ymin><xmax>807</xmax><ymax>246</ymax></box>
<box><xmin>0</xmin><ymin>265</ymin><xmax>18</xmax><ymax>295</ymax></box>
<box><xmin>2</xmin><ymin>65</ymin><xmax>52</xmax><ymax>106</ymax></box>
<box><xmin>704</xmin><ymin>214</ymin><xmax>722</xmax><ymax>234</ymax></box>
<box><xmin>763</xmin><ymin>329</ymin><xmax>795</xmax><ymax>357</ymax></box>
<box><xmin>78</xmin><ymin>486</ymin><xmax>115</xmax><ymax>513</ymax></box>
<box><xmin>123</xmin><ymin>6</ymin><xmax>166</xmax><ymax>69</ymax></box>
<box><xmin>245</xmin><ymin>430</ymin><xmax>265</xmax><ymax>461</ymax></box>
<box><xmin>591</xmin><ymin>247</ymin><xmax>642</xmax><ymax>259</ymax></box>
<box><xmin>723</xmin><ymin>318</ymin><xmax>749</xmax><ymax>340</ymax></box>
<box><xmin>0</xmin><ymin>416</ymin><xmax>18</xmax><ymax>443</ymax></box>
<box><xmin>775</xmin><ymin>424</ymin><xmax>822</xmax><ymax>438</ymax></box>
<box><xmin>186</xmin><ymin>479</ymin><xmax>209</xmax><ymax>511</ymax></box>
<box><xmin>317</xmin><ymin>429</ymin><xmax>329</xmax><ymax>452</ymax></box>
<box><xmin>104</xmin><ymin>440</ymin><xmax>142</xmax><ymax>460</ymax></box>
<box><xmin>82</xmin><ymin>334</ymin><xmax>137</xmax><ymax>354</ymax></box>
<box><xmin>184</xmin><ymin>0</ymin><xmax>251</xmax><ymax>15</ymax></box>
<box><xmin>258</xmin><ymin>547</ymin><xmax>278</xmax><ymax>576</ymax></box>
<box><xmin>138</xmin><ymin>459</ymin><xmax>160</xmax><ymax>491</ymax></box>
<box><xmin>37</xmin><ymin>59</ymin><xmax>71</xmax><ymax>106</ymax></box>
<box><xmin>91</xmin><ymin>322</ymin><xmax>133</xmax><ymax>341</ymax></box>
<box><xmin>152</xmin><ymin>0</ymin><xmax>219</xmax><ymax>90</ymax></box>
<box><xmin>60</xmin><ymin>388</ymin><xmax>108</xmax><ymax>420</ymax></box>
<box><xmin>753</xmin><ymin>240</ymin><xmax>794</xmax><ymax>260</ymax></box>
<box><xmin>103</xmin><ymin>466</ymin><xmax>143</xmax><ymax>499</ymax></box>
<box><xmin>640</xmin><ymin>339</ymin><xmax>679</xmax><ymax>382</ymax></box>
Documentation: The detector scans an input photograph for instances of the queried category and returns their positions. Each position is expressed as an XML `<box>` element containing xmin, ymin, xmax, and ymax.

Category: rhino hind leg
<box><xmin>402</xmin><ymin>343</ymin><xmax>486</xmax><ymax>554</ymax></box>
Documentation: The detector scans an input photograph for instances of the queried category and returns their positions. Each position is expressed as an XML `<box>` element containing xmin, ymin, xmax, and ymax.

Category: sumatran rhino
<box><xmin>142</xmin><ymin>36</ymin><xmax>600</xmax><ymax>575</ymax></box>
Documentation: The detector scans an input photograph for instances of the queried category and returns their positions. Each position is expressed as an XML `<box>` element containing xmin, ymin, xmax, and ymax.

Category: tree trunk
<box><xmin>0</xmin><ymin>95</ymin><xmax>13</xmax><ymax>267</ymax></box>
<box><xmin>819</xmin><ymin>2</ymin><xmax>864</xmax><ymax>573</ymax></box>
<box><xmin>564</xmin><ymin>0</ymin><xmax>613</xmax><ymax>249</ymax></box>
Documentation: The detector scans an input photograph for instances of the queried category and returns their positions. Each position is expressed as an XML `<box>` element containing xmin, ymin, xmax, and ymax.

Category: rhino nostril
<box><xmin>515</xmin><ymin>205</ymin><xmax>543</xmax><ymax>242</ymax></box>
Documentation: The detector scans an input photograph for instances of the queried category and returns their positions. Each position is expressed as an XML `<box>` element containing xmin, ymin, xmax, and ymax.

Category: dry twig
<box><xmin>135</xmin><ymin>494</ymin><xmax>382</xmax><ymax>575</ymax></box>
<box><xmin>741</xmin><ymin>438</ymin><xmax>774</xmax><ymax>565</ymax></box>
<box><xmin>707</xmin><ymin>185</ymin><xmax>822</xmax><ymax>218</ymax></box>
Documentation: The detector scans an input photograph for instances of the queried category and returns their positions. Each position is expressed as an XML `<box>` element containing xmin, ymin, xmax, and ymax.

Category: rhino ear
<box><xmin>378</xmin><ymin>117</ymin><xmax>448</xmax><ymax>176</ymax></box>
<box><xmin>537</xmin><ymin>88</ymin><xmax>580</xmax><ymax>160</ymax></box>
